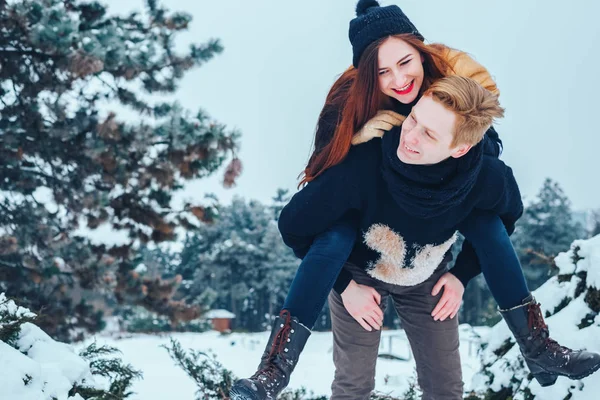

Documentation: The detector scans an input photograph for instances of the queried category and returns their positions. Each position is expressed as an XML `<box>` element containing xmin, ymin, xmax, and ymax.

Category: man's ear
<box><xmin>450</xmin><ymin>144</ymin><xmax>472</xmax><ymax>159</ymax></box>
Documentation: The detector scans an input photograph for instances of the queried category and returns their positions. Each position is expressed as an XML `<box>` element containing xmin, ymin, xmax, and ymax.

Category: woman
<box><xmin>229</xmin><ymin>1</ymin><xmax>600</xmax><ymax>399</ymax></box>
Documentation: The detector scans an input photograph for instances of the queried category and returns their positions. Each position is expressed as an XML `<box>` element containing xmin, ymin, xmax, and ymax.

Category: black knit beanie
<box><xmin>349</xmin><ymin>0</ymin><xmax>424</xmax><ymax>68</ymax></box>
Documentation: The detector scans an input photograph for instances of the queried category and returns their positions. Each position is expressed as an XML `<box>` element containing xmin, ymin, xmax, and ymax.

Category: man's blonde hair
<box><xmin>423</xmin><ymin>75</ymin><xmax>504</xmax><ymax>147</ymax></box>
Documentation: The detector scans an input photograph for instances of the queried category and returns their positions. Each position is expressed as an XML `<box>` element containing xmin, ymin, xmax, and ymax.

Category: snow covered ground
<box><xmin>73</xmin><ymin>234</ymin><xmax>600</xmax><ymax>399</ymax></box>
<box><xmin>78</xmin><ymin>324</ymin><xmax>488</xmax><ymax>399</ymax></box>
<box><xmin>3</xmin><ymin>234</ymin><xmax>600</xmax><ymax>399</ymax></box>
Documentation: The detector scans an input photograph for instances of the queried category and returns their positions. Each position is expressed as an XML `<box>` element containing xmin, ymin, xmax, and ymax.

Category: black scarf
<box><xmin>381</xmin><ymin>127</ymin><xmax>484</xmax><ymax>219</ymax></box>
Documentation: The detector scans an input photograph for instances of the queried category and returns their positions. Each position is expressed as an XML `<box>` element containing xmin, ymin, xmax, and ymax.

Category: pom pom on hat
<box><xmin>356</xmin><ymin>0</ymin><xmax>380</xmax><ymax>15</ymax></box>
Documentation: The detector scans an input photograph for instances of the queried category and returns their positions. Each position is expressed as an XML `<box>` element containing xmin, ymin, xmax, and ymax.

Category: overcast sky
<box><xmin>102</xmin><ymin>0</ymin><xmax>600</xmax><ymax>210</ymax></box>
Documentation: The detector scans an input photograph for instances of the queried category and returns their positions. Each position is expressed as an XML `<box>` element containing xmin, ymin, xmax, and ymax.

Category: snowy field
<box><xmin>78</xmin><ymin>324</ymin><xmax>488</xmax><ymax>399</ymax></box>
<box><xmin>3</xmin><ymin>235</ymin><xmax>600</xmax><ymax>399</ymax></box>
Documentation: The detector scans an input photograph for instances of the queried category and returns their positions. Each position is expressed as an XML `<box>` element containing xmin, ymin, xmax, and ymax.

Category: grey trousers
<box><xmin>329</xmin><ymin>262</ymin><xmax>463</xmax><ymax>400</ymax></box>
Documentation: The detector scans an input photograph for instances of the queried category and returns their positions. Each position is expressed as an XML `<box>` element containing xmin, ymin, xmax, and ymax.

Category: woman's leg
<box><xmin>458</xmin><ymin>210</ymin><xmax>529</xmax><ymax>309</ymax></box>
<box><xmin>230</xmin><ymin>218</ymin><xmax>358</xmax><ymax>400</ymax></box>
<box><xmin>459</xmin><ymin>210</ymin><xmax>600</xmax><ymax>386</ymax></box>
<box><xmin>282</xmin><ymin>217</ymin><xmax>358</xmax><ymax>328</ymax></box>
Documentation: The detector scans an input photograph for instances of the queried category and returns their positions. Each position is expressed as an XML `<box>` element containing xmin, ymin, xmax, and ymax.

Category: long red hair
<box><xmin>300</xmin><ymin>35</ymin><xmax>454</xmax><ymax>186</ymax></box>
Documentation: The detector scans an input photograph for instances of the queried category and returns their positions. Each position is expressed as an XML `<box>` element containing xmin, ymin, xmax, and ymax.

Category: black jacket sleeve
<box><xmin>490</xmin><ymin>164</ymin><xmax>523</xmax><ymax>235</ymax></box>
<box><xmin>472</xmin><ymin>157</ymin><xmax>523</xmax><ymax>235</ymax></box>
<box><xmin>450</xmin><ymin>240</ymin><xmax>480</xmax><ymax>288</ymax></box>
<box><xmin>278</xmin><ymin>155</ymin><xmax>364</xmax><ymax>259</ymax></box>
<box><xmin>333</xmin><ymin>268</ymin><xmax>354</xmax><ymax>294</ymax></box>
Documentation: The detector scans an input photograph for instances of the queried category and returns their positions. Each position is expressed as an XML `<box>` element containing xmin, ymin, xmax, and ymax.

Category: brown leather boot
<box><xmin>500</xmin><ymin>294</ymin><xmax>600</xmax><ymax>387</ymax></box>
<box><xmin>229</xmin><ymin>310</ymin><xmax>311</xmax><ymax>399</ymax></box>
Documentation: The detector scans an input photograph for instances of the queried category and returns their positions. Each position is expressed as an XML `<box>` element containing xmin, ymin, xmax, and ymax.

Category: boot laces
<box><xmin>251</xmin><ymin>310</ymin><xmax>293</xmax><ymax>384</ymax></box>
<box><xmin>528</xmin><ymin>302</ymin><xmax>570</xmax><ymax>355</ymax></box>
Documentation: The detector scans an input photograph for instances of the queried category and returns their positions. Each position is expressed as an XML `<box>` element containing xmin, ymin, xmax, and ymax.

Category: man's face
<box><xmin>397</xmin><ymin>95</ymin><xmax>471</xmax><ymax>165</ymax></box>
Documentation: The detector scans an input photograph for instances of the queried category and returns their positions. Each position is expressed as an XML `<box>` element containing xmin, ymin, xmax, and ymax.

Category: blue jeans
<box><xmin>282</xmin><ymin>218</ymin><xmax>357</xmax><ymax>328</ymax></box>
<box><xmin>282</xmin><ymin>211</ymin><xmax>530</xmax><ymax>328</ymax></box>
<box><xmin>458</xmin><ymin>210</ymin><xmax>530</xmax><ymax>309</ymax></box>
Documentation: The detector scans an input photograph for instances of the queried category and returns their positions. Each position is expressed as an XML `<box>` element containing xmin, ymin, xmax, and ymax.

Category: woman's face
<box><xmin>377</xmin><ymin>37</ymin><xmax>425</xmax><ymax>104</ymax></box>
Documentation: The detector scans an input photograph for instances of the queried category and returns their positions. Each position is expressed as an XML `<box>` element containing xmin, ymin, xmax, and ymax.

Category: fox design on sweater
<box><xmin>364</xmin><ymin>224</ymin><xmax>458</xmax><ymax>286</ymax></box>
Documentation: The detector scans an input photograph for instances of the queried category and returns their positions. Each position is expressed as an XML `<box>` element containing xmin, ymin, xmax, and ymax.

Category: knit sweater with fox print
<box><xmin>278</xmin><ymin>127</ymin><xmax>523</xmax><ymax>294</ymax></box>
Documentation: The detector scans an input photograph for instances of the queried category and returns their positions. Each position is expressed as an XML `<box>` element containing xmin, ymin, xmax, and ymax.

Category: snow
<box><xmin>17</xmin><ymin>324</ymin><xmax>91</xmax><ymax>387</ymax></box>
<box><xmin>0</xmin><ymin>340</ymin><xmax>47</xmax><ymax>400</ymax></box>
<box><xmin>134</xmin><ymin>263</ymin><xmax>148</xmax><ymax>274</ymax></box>
<box><xmin>0</xmin><ymin>295</ymin><xmax>100</xmax><ymax>400</ymax></box>
<box><xmin>533</xmin><ymin>274</ymin><xmax>581</xmax><ymax>315</ymax></box>
<box><xmin>3</xmin><ymin>235</ymin><xmax>600</xmax><ymax>399</ymax></box>
<box><xmin>203</xmin><ymin>309</ymin><xmax>236</xmax><ymax>319</ymax></box>
<box><xmin>0</xmin><ymin>293</ymin><xmax>36</xmax><ymax>325</ymax></box>
<box><xmin>573</xmin><ymin>235</ymin><xmax>600</xmax><ymax>289</ymax></box>
<box><xmin>69</xmin><ymin>324</ymin><xmax>486</xmax><ymax>399</ymax></box>
<box><xmin>2</xmin><ymin>298</ymin><xmax>598</xmax><ymax>400</ymax></box>
<box><xmin>32</xmin><ymin>186</ymin><xmax>58</xmax><ymax>214</ymax></box>
<box><xmin>554</xmin><ymin>234</ymin><xmax>600</xmax><ymax>288</ymax></box>
<box><xmin>53</xmin><ymin>257</ymin><xmax>72</xmax><ymax>273</ymax></box>
<box><xmin>73</xmin><ymin>217</ymin><xmax>131</xmax><ymax>247</ymax></box>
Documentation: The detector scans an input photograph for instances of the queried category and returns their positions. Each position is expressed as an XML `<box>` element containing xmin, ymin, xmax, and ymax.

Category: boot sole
<box><xmin>229</xmin><ymin>385</ymin><xmax>261</xmax><ymax>400</ymax></box>
<box><xmin>534</xmin><ymin>371</ymin><xmax>558</xmax><ymax>387</ymax></box>
<box><xmin>530</xmin><ymin>359</ymin><xmax>600</xmax><ymax>387</ymax></box>
<box><xmin>569</xmin><ymin>359</ymin><xmax>600</xmax><ymax>380</ymax></box>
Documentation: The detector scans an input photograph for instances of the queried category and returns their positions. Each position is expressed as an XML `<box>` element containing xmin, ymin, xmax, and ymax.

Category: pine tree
<box><xmin>0</xmin><ymin>0</ymin><xmax>240</xmax><ymax>340</ymax></box>
<box><xmin>512</xmin><ymin>178</ymin><xmax>584</xmax><ymax>289</ymax></box>
<box><xmin>272</xmin><ymin>188</ymin><xmax>291</xmax><ymax>220</ymax></box>
<box><xmin>589</xmin><ymin>209</ymin><xmax>600</xmax><ymax>237</ymax></box>
<box><xmin>176</xmin><ymin>195</ymin><xmax>299</xmax><ymax>331</ymax></box>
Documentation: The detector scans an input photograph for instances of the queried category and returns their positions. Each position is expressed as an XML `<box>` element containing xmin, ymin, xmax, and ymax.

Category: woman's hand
<box><xmin>431</xmin><ymin>272</ymin><xmax>464</xmax><ymax>321</ymax></box>
<box><xmin>341</xmin><ymin>280</ymin><xmax>384</xmax><ymax>331</ymax></box>
<box><xmin>351</xmin><ymin>110</ymin><xmax>406</xmax><ymax>145</ymax></box>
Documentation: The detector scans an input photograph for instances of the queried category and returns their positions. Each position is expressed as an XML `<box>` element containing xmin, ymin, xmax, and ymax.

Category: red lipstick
<box><xmin>393</xmin><ymin>80</ymin><xmax>415</xmax><ymax>96</ymax></box>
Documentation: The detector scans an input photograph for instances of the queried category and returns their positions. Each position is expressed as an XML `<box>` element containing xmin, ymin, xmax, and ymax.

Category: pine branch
<box><xmin>74</xmin><ymin>340</ymin><xmax>143</xmax><ymax>399</ymax></box>
<box><xmin>162</xmin><ymin>338</ymin><xmax>234</xmax><ymax>400</ymax></box>
<box><xmin>0</xmin><ymin>48</ymin><xmax>59</xmax><ymax>60</ymax></box>
<box><xmin>524</xmin><ymin>248</ymin><xmax>557</xmax><ymax>269</ymax></box>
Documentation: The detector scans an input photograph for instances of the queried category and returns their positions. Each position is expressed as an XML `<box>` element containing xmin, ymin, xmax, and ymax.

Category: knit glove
<box><xmin>351</xmin><ymin>110</ymin><xmax>406</xmax><ymax>145</ymax></box>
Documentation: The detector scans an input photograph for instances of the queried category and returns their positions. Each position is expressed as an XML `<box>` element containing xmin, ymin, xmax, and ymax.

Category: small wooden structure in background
<box><xmin>204</xmin><ymin>309</ymin><xmax>236</xmax><ymax>332</ymax></box>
